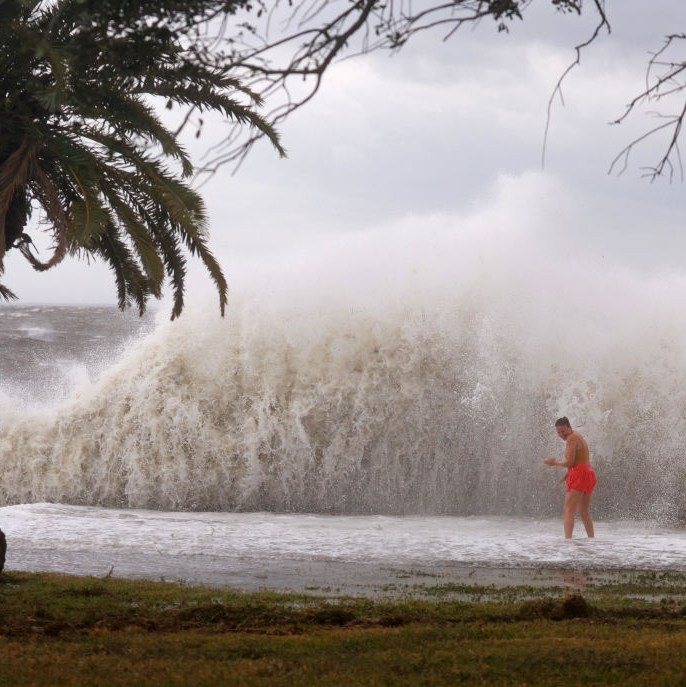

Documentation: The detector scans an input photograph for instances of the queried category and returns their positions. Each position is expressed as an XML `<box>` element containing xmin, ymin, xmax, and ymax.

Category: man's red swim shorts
<box><xmin>566</xmin><ymin>463</ymin><xmax>597</xmax><ymax>494</ymax></box>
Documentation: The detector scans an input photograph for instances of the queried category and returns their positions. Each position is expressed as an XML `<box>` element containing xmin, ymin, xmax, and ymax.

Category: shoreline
<box><xmin>6</xmin><ymin>556</ymin><xmax>686</xmax><ymax>598</ymax></box>
<box><xmin>3</xmin><ymin>505</ymin><xmax>685</xmax><ymax>598</ymax></box>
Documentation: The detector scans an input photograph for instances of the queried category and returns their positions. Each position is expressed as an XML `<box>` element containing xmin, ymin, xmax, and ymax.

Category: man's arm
<box><xmin>559</xmin><ymin>436</ymin><xmax>577</xmax><ymax>467</ymax></box>
<box><xmin>543</xmin><ymin>435</ymin><xmax>577</xmax><ymax>467</ymax></box>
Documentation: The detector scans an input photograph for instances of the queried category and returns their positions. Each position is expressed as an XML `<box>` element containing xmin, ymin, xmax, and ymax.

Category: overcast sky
<box><xmin>5</xmin><ymin>0</ymin><xmax>686</xmax><ymax>306</ymax></box>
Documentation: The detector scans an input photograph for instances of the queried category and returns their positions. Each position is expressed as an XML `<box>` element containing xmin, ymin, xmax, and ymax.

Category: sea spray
<box><xmin>1</xmin><ymin>218</ymin><xmax>686</xmax><ymax>522</ymax></box>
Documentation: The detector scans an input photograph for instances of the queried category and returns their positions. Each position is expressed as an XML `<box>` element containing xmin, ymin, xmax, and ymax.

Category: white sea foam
<box><xmin>16</xmin><ymin>325</ymin><xmax>56</xmax><ymax>341</ymax></box>
<box><xmin>1</xmin><ymin>504</ymin><xmax>684</xmax><ymax>591</ymax></box>
<box><xmin>1</xmin><ymin>184</ymin><xmax>686</xmax><ymax>521</ymax></box>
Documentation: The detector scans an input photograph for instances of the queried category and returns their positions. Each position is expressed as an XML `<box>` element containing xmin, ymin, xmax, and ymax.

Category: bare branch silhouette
<box><xmin>187</xmin><ymin>0</ymin><xmax>592</xmax><ymax>182</ymax></box>
<box><xmin>609</xmin><ymin>33</ymin><xmax>686</xmax><ymax>182</ymax></box>
<box><xmin>541</xmin><ymin>0</ymin><xmax>610</xmax><ymax>168</ymax></box>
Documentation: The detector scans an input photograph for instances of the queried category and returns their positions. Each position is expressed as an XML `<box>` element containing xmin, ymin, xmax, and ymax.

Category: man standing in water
<box><xmin>544</xmin><ymin>417</ymin><xmax>596</xmax><ymax>538</ymax></box>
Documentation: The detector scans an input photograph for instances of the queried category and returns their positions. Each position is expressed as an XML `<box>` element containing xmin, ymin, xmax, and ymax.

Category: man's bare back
<box><xmin>564</xmin><ymin>430</ymin><xmax>589</xmax><ymax>466</ymax></box>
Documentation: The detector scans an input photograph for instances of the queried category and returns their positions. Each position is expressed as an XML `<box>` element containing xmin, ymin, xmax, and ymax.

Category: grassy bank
<box><xmin>1</xmin><ymin>571</ymin><xmax>686</xmax><ymax>686</ymax></box>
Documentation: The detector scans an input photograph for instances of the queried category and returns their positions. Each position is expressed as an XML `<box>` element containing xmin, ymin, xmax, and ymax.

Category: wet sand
<box><xmin>4</xmin><ymin>547</ymin><xmax>651</xmax><ymax>597</ymax></box>
<box><xmin>3</xmin><ymin>504</ymin><xmax>685</xmax><ymax>597</ymax></box>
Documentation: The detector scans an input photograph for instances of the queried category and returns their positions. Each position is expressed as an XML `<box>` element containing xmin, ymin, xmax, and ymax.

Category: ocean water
<box><xmin>1</xmin><ymin>224</ymin><xmax>685</xmax><ymax>585</ymax></box>
<box><xmin>0</xmin><ymin>304</ymin><xmax>152</xmax><ymax>405</ymax></box>
<box><xmin>2</xmin><ymin>503</ymin><xmax>684</xmax><ymax>592</ymax></box>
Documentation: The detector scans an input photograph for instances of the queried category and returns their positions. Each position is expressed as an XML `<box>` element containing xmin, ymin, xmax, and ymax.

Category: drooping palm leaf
<box><xmin>0</xmin><ymin>0</ymin><xmax>283</xmax><ymax>317</ymax></box>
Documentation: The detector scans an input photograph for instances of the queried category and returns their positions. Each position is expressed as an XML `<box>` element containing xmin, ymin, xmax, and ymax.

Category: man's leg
<box><xmin>563</xmin><ymin>490</ymin><xmax>581</xmax><ymax>539</ymax></box>
<box><xmin>578</xmin><ymin>492</ymin><xmax>594</xmax><ymax>538</ymax></box>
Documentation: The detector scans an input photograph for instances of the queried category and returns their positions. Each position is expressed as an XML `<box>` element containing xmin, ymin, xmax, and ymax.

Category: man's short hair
<box><xmin>555</xmin><ymin>416</ymin><xmax>571</xmax><ymax>428</ymax></box>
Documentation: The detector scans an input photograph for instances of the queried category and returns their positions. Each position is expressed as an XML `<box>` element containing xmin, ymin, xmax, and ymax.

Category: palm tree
<box><xmin>0</xmin><ymin>0</ymin><xmax>283</xmax><ymax>318</ymax></box>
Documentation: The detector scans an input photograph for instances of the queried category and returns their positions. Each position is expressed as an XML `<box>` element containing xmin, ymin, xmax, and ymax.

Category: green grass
<box><xmin>1</xmin><ymin>571</ymin><xmax>686</xmax><ymax>685</ymax></box>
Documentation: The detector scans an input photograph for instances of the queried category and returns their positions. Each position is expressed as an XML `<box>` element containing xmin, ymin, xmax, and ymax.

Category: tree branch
<box><xmin>541</xmin><ymin>0</ymin><xmax>610</xmax><ymax>168</ymax></box>
<box><xmin>608</xmin><ymin>33</ymin><xmax>686</xmax><ymax>182</ymax></box>
<box><xmin>190</xmin><ymin>0</ymin><xmax>591</xmax><ymax>181</ymax></box>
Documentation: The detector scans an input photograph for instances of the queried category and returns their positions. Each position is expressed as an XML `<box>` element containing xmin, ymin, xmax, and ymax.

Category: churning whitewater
<box><xmin>1</xmin><ymin>214</ymin><xmax>686</xmax><ymax>524</ymax></box>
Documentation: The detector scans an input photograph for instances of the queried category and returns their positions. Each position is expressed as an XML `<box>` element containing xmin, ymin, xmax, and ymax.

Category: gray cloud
<box><xmin>6</xmin><ymin>0</ymin><xmax>685</xmax><ymax>305</ymax></box>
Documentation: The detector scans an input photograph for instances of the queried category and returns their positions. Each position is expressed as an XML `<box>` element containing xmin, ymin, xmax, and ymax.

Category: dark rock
<box><xmin>561</xmin><ymin>592</ymin><xmax>591</xmax><ymax>618</ymax></box>
<box><xmin>0</xmin><ymin>529</ymin><xmax>6</xmax><ymax>573</ymax></box>
<box><xmin>518</xmin><ymin>593</ymin><xmax>591</xmax><ymax>620</ymax></box>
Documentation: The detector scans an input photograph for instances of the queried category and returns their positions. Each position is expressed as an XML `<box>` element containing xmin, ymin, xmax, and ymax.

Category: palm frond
<box><xmin>26</xmin><ymin>164</ymin><xmax>70</xmax><ymax>270</ymax></box>
<box><xmin>101</xmin><ymin>188</ymin><xmax>166</xmax><ymax>294</ymax></box>
<box><xmin>1</xmin><ymin>0</ymin><xmax>281</xmax><ymax>317</ymax></box>
<box><xmin>93</xmin><ymin>228</ymin><xmax>153</xmax><ymax>315</ymax></box>
<box><xmin>149</xmin><ymin>226</ymin><xmax>188</xmax><ymax>320</ymax></box>
<box><xmin>0</xmin><ymin>282</ymin><xmax>19</xmax><ymax>301</ymax></box>
<box><xmin>0</xmin><ymin>139</ymin><xmax>40</xmax><ymax>262</ymax></box>
<box><xmin>72</xmin><ymin>93</ymin><xmax>195</xmax><ymax>177</ymax></box>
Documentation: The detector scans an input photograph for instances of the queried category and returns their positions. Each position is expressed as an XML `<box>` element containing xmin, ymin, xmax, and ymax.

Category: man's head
<box><xmin>555</xmin><ymin>416</ymin><xmax>572</xmax><ymax>440</ymax></box>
